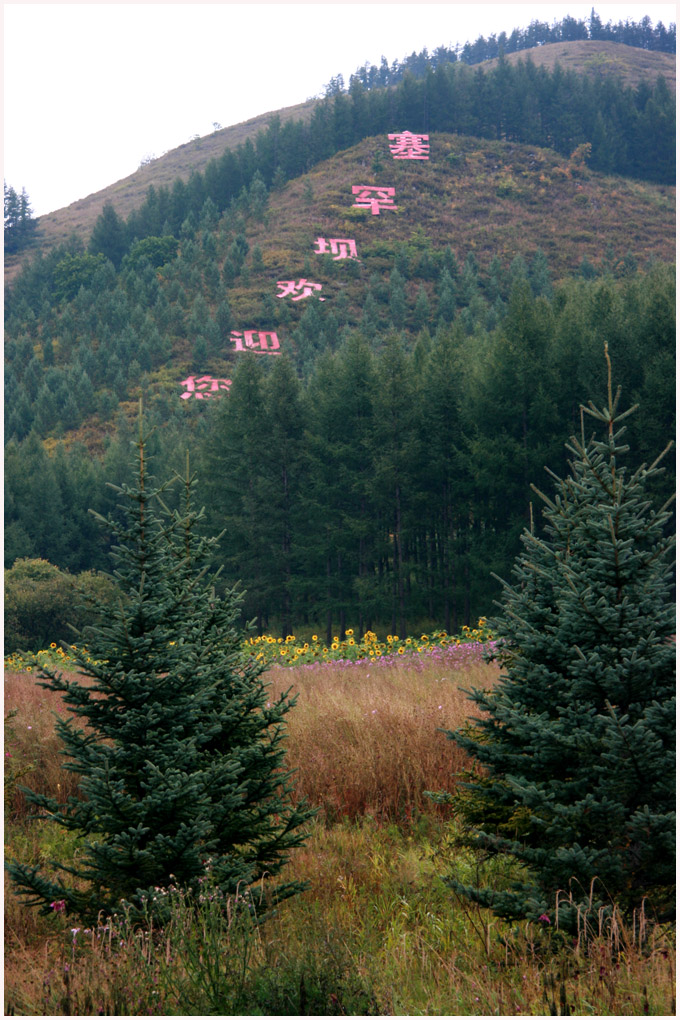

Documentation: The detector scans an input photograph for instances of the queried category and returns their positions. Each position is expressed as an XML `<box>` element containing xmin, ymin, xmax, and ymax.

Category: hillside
<box><xmin>480</xmin><ymin>39</ymin><xmax>676</xmax><ymax>90</ymax></box>
<box><xmin>238</xmin><ymin>133</ymin><xmax>674</xmax><ymax>289</ymax></box>
<box><xmin>4</xmin><ymin>34</ymin><xmax>675</xmax><ymax>633</ymax></box>
<box><xmin>3</xmin><ymin>97</ymin><xmax>318</xmax><ymax>283</ymax></box>
<box><xmin>4</xmin><ymin>125</ymin><xmax>674</xmax><ymax>462</ymax></box>
<box><xmin>5</xmin><ymin>38</ymin><xmax>674</xmax><ymax>285</ymax></box>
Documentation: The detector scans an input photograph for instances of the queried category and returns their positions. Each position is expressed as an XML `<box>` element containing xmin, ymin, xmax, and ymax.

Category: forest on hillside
<box><xmin>5</xmin><ymin>41</ymin><xmax>671</xmax><ymax>261</ymax></box>
<box><xmin>5</xmin><ymin>260</ymin><xmax>675</xmax><ymax>640</ymax></box>
<box><xmin>3</xmin><ymin>31</ymin><xmax>676</xmax><ymax>643</ymax></box>
<box><xmin>88</xmin><ymin>54</ymin><xmax>675</xmax><ymax>264</ymax></box>
<box><xmin>337</xmin><ymin>10</ymin><xmax>676</xmax><ymax>92</ymax></box>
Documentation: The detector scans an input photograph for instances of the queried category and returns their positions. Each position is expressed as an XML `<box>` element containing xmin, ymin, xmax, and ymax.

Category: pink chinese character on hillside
<box><xmin>313</xmin><ymin>237</ymin><xmax>358</xmax><ymax>260</ymax></box>
<box><xmin>230</xmin><ymin>330</ymin><xmax>281</xmax><ymax>354</ymax></box>
<box><xmin>388</xmin><ymin>131</ymin><xmax>430</xmax><ymax>159</ymax></box>
<box><xmin>351</xmin><ymin>185</ymin><xmax>397</xmax><ymax>215</ymax></box>
<box><xmin>276</xmin><ymin>279</ymin><xmax>325</xmax><ymax>301</ymax></box>
<box><xmin>180</xmin><ymin>375</ymin><xmax>232</xmax><ymax>400</ymax></box>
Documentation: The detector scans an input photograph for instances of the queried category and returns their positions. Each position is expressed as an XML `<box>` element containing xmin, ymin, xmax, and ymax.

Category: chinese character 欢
<box><xmin>180</xmin><ymin>375</ymin><xmax>232</xmax><ymax>399</ymax></box>
<box><xmin>351</xmin><ymin>185</ymin><xmax>397</xmax><ymax>215</ymax></box>
<box><xmin>388</xmin><ymin>131</ymin><xmax>430</xmax><ymax>159</ymax></box>
<box><xmin>276</xmin><ymin>279</ymin><xmax>325</xmax><ymax>301</ymax></box>
<box><xmin>230</xmin><ymin>330</ymin><xmax>281</xmax><ymax>354</ymax></box>
<box><xmin>313</xmin><ymin>237</ymin><xmax>358</xmax><ymax>260</ymax></box>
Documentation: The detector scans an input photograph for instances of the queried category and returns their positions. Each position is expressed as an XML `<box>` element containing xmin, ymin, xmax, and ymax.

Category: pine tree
<box><xmin>446</xmin><ymin>345</ymin><xmax>675</xmax><ymax>929</ymax></box>
<box><xmin>88</xmin><ymin>202</ymin><xmax>128</xmax><ymax>269</ymax></box>
<box><xmin>4</xmin><ymin>182</ymin><xmax>37</xmax><ymax>254</ymax></box>
<box><xmin>6</xmin><ymin>415</ymin><xmax>314</xmax><ymax>924</ymax></box>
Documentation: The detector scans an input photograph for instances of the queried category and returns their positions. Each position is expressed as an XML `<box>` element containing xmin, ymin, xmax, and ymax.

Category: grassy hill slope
<box><xmin>244</xmin><ymin>132</ymin><xmax>674</xmax><ymax>288</ymax></box>
<box><xmin>44</xmin><ymin>126</ymin><xmax>672</xmax><ymax>451</ymax></box>
<box><xmin>4</xmin><ymin>98</ymin><xmax>317</xmax><ymax>282</ymax></box>
<box><xmin>480</xmin><ymin>40</ymin><xmax>676</xmax><ymax>91</ymax></box>
<box><xmin>5</xmin><ymin>39</ymin><xmax>674</xmax><ymax>286</ymax></box>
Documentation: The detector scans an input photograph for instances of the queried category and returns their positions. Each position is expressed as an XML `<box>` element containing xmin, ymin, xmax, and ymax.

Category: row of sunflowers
<box><xmin>242</xmin><ymin>620</ymin><xmax>492</xmax><ymax>667</ymax></box>
<box><xmin>4</xmin><ymin>620</ymin><xmax>493</xmax><ymax>673</ymax></box>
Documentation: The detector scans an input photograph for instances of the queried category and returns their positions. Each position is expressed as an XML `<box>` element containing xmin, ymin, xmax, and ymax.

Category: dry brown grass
<box><xmin>238</xmin><ymin>133</ymin><xmax>675</xmax><ymax>290</ymax></box>
<box><xmin>4</xmin><ymin>671</ymin><xmax>84</xmax><ymax>817</ymax></box>
<box><xmin>5</xmin><ymin>656</ymin><xmax>676</xmax><ymax>1017</ymax></box>
<box><xmin>266</xmin><ymin>655</ymin><xmax>497</xmax><ymax>822</ymax></box>
<box><xmin>5</xmin><ymin>654</ymin><xmax>497</xmax><ymax>825</ymax></box>
<box><xmin>481</xmin><ymin>40</ymin><xmax>676</xmax><ymax>92</ymax></box>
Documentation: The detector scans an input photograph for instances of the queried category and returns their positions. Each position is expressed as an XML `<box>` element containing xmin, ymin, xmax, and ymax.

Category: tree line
<box><xmin>339</xmin><ymin>10</ymin><xmax>676</xmax><ymax>94</ymax></box>
<box><xmin>4</xmin><ymin>181</ymin><xmax>36</xmax><ymax>255</ymax></box>
<box><xmin>5</xmin><ymin>265</ymin><xmax>674</xmax><ymax>640</ymax></box>
<box><xmin>69</xmin><ymin>54</ymin><xmax>675</xmax><ymax>273</ymax></box>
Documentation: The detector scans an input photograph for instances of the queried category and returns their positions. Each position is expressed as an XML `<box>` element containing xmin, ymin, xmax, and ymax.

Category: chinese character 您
<box><xmin>276</xmin><ymin>279</ymin><xmax>325</xmax><ymax>301</ymax></box>
<box><xmin>351</xmin><ymin>185</ymin><xmax>397</xmax><ymax>215</ymax></box>
<box><xmin>388</xmin><ymin>131</ymin><xmax>430</xmax><ymax>159</ymax></box>
<box><xmin>180</xmin><ymin>375</ymin><xmax>232</xmax><ymax>399</ymax></box>
<box><xmin>230</xmin><ymin>330</ymin><xmax>281</xmax><ymax>354</ymax></box>
<box><xmin>313</xmin><ymin>237</ymin><xmax>359</xmax><ymax>260</ymax></box>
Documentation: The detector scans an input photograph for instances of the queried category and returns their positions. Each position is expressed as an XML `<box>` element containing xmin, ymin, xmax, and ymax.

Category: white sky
<box><xmin>3</xmin><ymin>3</ymin><xmax>677</xmax><ymax>217</ymax></box>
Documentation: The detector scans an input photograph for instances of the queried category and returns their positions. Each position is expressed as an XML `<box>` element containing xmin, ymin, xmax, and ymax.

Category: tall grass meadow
<box><xmin>4</xmin><ymin>632</ymin><xmax>675</xmax><ymax>1015</ymax></box>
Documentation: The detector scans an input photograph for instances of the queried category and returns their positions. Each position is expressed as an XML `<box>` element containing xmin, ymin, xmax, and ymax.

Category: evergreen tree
<box><xmin>6</xmin><ymin>416</ymin><xmax>313</xmax><ymax>924</ymax></box>
<box><xmin>303</xmin><ymin>337</ymin><xmax>378</xmax><ymax>641</ymax></box>
<box><xmin>446</xmin><ymin>347</ymin><xmax>675</xmax><ymax>929</ymax></box>
<box><xmin>413</xmin><ymin>285</ymin><xmax>431</xmax><ymax>330</ymax></box>
<box><xmin>370</xmin><ymin>335</ymin><xmax>422</xmax><ymax>638</ymax></box>
<box><xmin>389</xmin><ymin>267</ymin><xmax>407</xmax><ymax>327</ymax></box>
<box><xmin>89</xmin><ymin>203</ymin><xmax>128</xmax><ymax>269</ymax></box>
<box><xmin>4</xmin><ymin>182</ymin><xmax>37</xmax><ymax>254</ymax></box>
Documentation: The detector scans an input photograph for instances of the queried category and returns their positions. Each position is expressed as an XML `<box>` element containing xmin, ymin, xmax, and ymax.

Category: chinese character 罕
<box><xmin>351</xmin><ymin>185</ymin><xmax>397</xmax><ymax>215</ymax></box>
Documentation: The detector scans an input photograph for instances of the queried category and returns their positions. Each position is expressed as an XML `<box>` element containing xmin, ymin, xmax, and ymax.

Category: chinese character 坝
<box><xmin>313</xmin><ymin>237</ymin><xmax>358</xmax><ymax>260</ymax></box>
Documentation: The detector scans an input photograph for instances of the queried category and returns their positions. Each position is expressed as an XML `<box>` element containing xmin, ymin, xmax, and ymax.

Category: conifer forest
<box><xmin>4</xmin><ymin>20</ymin><xmax>676</xmax><ymax>640</ymax></box>
<box><xmin>3</xmin><ymin>14</ymin><xmax>676</xmax><ymax>1014</ymax></box>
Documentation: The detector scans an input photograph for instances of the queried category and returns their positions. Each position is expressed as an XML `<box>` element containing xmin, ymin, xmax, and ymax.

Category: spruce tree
<box><xmin>6</xmin><ymin>417</ymin><xmax>314</xmax><ymax>924</ymax></box>
<box><xmin>447</xmin><ymin>346</ymin><xmax>675</xmax><ymax>929</ymax></box>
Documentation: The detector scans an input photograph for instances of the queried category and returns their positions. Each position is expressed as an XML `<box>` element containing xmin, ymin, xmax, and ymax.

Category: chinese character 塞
<box><xmin>388</xmin><ymin>131</ymin><xmax>430</xmax><ymax>159</ymax></box>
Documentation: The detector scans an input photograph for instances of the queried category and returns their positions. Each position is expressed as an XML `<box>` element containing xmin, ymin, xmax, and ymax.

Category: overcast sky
<box><xmin>3</xmin><ymin>3</ymin><xmax>677</xmax><ymax>217</ymax></box>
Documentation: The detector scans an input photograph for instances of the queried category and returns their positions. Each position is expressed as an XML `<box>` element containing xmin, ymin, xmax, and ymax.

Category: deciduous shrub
<box><xmin>4</xmin><ymin>559</ymin><xmax>117</xmax><ymax>654</ymax></box>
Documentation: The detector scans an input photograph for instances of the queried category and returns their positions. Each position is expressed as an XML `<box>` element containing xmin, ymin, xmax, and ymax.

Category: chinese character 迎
<box><xmin>351</xmin><ymin>185</ymin><xmax>397</xmax><ymax>215</ymax></box>
<box><xmin>180</xmin><ymin>375</ymin><xmax>232</xmax><ymax>399</ymax></box>
<box><xmin>229</xmin><ymin>330</ymin><xmax>281</xmax><ymax>354</ymax></box>
<box><xmin>276</xmin><ymin>279</ymin><xmax>325</xmax><ymax>301</ymax></box>
<box><xmin>313</xmin><ymin>237</ymin><xmax>358</xmax><ymax>260</ymax></box>
<box><xmin>388</xmin><ymin>131</ymin><xmax>430</xmax><ymax>159</ymax></box>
